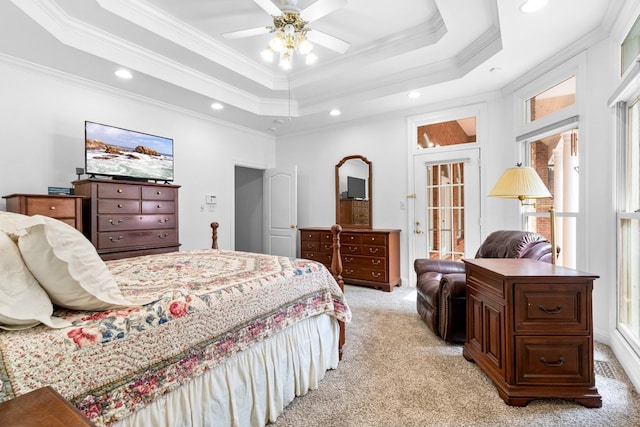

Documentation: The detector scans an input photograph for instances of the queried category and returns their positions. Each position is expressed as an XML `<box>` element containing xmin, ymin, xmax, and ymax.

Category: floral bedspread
<box><xmin>0</xmin><ymin>249</ymin><xmax>351</xmax><ymax>426</ymax></box>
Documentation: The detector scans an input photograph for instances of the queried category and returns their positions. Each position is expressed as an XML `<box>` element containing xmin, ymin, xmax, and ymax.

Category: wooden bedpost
<box><xmin>330</xmin><ymin>224</ymin><xmax>345</xmax><ymax>360</ymax></box>
<box><xmin>210</xmin><ymin>222</ymin><xmax>219</xmax><ymax>249</ymax></box>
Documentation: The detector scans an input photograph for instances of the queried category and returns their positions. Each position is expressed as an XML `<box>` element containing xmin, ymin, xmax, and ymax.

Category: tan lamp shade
<box><xmin>488</xmin><ymin>165</ymin><xmax>551</xmax><ymax>201</ymax></box>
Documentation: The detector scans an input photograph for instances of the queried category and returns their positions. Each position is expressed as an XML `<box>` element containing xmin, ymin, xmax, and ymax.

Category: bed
<box><xmin>0</xmin><ymin>213</ymin><xmax>350</xmax><ymax>426</ymax></box>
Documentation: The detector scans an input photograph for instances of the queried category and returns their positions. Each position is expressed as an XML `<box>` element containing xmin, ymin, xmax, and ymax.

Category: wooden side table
<box><xmin>462</xmin><ymin>258</ymin><xmax>601</xmax><ymax>408</ymax></box>
<box><xmin>3</xmin><ymin>193</ymin><xmax>84</xmax><ymax>232</ymax></box>
<box><xmin>0</xmin><ymin>386</ymin><xmax>95</xmax><ymax>426</ymax></box>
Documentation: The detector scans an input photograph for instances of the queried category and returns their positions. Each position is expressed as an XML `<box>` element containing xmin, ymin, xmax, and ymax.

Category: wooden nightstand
<box><xmin>3</xmin><ymin>193</ymin><xmax>84</xmax><ymax>232</ymax></box>
<box><xmin>0</xmin><ymin>386</ymin><xmax>95</xmax><ymax>426</ymax></box>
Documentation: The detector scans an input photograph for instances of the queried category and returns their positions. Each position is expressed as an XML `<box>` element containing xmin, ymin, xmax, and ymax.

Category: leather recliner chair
<box><xmin>414</xmin><ymin>230</ymin><xmax>557</xmax><ymax>343</ymax></box>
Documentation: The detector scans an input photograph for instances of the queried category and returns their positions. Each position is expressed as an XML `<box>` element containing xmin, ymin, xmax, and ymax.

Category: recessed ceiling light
<box><xmin>273</xmin><ymin>119</ymin><xmax>285</xmax><ymax>124</ymax></box>
<box><xmin>520</xmin><ymin>0</ymin><xmax>547</xmax><ymax>13</ymax></box>
<box><xmin>408</xmin><ymin>91</ymin><xmax>421</xmax><ymax>99</ymax></box>
<box><xmin>211</xmin><ymin>102</ymin><xmax>224</xmax><ymax>110</ymax></box>
<box><xmin>489</xmin><ymin>66</ymin><xmax>503</xmax><ymax>72</ymax></box>
<box><xmin>329</xmin><ymin>109</ymin><xmax>341</xmax><ymax>116</ymax></box>
<box><xmin>115</xmin><ymin>69</ymin><xmax>133</xmax><ymax>79</ymax></box>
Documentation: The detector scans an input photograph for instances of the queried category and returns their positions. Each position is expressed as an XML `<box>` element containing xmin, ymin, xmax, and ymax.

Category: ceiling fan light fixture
<box><xmin>305</xmin><ymin>52</ymin><xmax>318</xmax><ymax>65</ymax></box>
<box><xmin>261</xmin><ymin>47</ymin><xmax>274</xmax><ymax>62</ymax></box>
<box><xmin>269</xmin><ymin>35</ymin><xmax>284</xmax><ymax>52</ymax></box>
<box><xmin>279</xmin><ymin>51</ymin><xmax>292</xmax><ymax>70</ymax></box>
<box><xmin>298</xmin><ymin>36</ymin><xmax>313</xmax><ymax>55</ymax></box>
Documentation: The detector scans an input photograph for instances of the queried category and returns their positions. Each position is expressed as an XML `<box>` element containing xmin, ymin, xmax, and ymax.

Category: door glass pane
<box><xmin>426</xmin><ymin>161</ymin><xmax>465</xmax><ymax>260</ymax></box>
<box><xmin>417</xmin><ymin>117</ymin><xmax>476</xmax><ymax>149</ymax></box>
<box><xmin>525</xmin><ymin>128</ymin><xmax>579</xmax><ymax>268</ymax></box>
<box><xmin>525</xmin><ymin>76</ymin><xmax>576</xmax><ymax>123</ymax></box>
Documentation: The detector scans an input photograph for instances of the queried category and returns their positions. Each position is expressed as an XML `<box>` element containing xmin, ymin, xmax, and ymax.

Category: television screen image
<box><xmin>85</xmin><ymin>121</ymin><xmax>174</xmax><ymax>181</ymax></box>
<box><xmin>347</xmin><ymin>176</ymin><xmax>366</xmax><ymax>199</ymax></box>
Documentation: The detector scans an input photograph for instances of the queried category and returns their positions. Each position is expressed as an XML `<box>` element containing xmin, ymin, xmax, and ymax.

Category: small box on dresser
<box><xmin>73</xmin><ymin>179</ymin><xmax>180</xmax><ymax>260</ymax></box>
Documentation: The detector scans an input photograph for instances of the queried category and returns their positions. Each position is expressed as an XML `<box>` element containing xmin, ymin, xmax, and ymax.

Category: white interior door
<box><xmin>264</xmin><ymin>166</ymin><xmax>297</xmax><ymax>257</ymax></box>
<box><xmin>412</xmin><ymin>148</ymin><xmax>481</xmax><ymax>261</ymax></box>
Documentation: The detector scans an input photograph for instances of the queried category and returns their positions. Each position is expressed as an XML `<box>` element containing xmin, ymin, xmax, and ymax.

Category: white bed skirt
<box><xmin>113</xmin><ymin>314</ymin><xmax>340</xmax><ymax>427</ymax></box>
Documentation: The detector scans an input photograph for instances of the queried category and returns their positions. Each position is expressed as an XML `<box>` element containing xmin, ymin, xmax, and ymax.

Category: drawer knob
<box><xmin>157</xmin><ymin>191</ymin><xmax>162</xmax><ymax>195</ymax></box>
<box><xmin>157</xmin><ymin>232</ymin><xmax>169</xmax><ymax>239</ymax></box>
<box><xmin>117</xmin><ymin>204</ymin><xmax>123</xmax><ymax>208</ymax></box>
<box><xmin>538</xmin><ymin>305</ymin><xmax>563</xmax><ymax>315</ymax></box>
<box><xmin>109</xmin><ymin>236</ymin><xmax>123</xmax><ymax>242</ymax></box>
<box><xmin>157</xmin><ymin>204</ymin><xmax>162</xmax><ymax>209</ymax></box>
<box><xmin>369</xmin><ymin>248</ymin><xmax>379</xmax><ymax>254</ymax></box>
<box><xmin>540</xmin><ymin>356</ymin><xmax>565</xmax><ymax>368</ymax></box>
<box><xmin>349</xmin><ymin>247</ymin><xmax>357</xmax><ymax>252</ymax></box>
<box><xmin>49</xmin><ymin>206</ymin><xmax>56</xmax><ymax>210</ymax></box>
<box><xmin>109</xmin><ymin>219</ymin><xmax>123</xmax><ymax>226</ymax></box>
<box><xmin>345</xmin><ymin>257</ymin><xmax>353</xmax><ymax>263</ymax></box>
<box><xmin>159</xmin><ymin>218</ymin><xmax>169</xmax><ymax>223</ymax></box>
<box><xmin>117</xmin><ymin>189</ymin><xmax>123</xmax><ymax>193</ymax></box>
<box><xmin>371</xmin><ymin>259</ymin><xmax>381</xmax><ymax>265</ymax></box>
<box><xmin>345</xmin><ymin>269</ymin><xmax>354</xmax><ymax>274</ymax></box>
<box><xmin>371</xmin><ymin>272</ymin><xmax>381</xmax><ymax>278</ymax></box>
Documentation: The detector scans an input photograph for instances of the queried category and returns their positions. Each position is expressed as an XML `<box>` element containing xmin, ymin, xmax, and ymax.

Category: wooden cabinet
<box><xmin>339</xmin><ymin>200</ymin><xmax>370</xmax><ymax>225</ymax></box>
<box><xmin>3</xmin><ymin>193</ymin><xmax>84</xmax><ymax>232</ymax></box>
<box><xmin>299</xmin><ymin>227</ymin><xmax>401</xmax><ymax>292</ymax></box>
<box><xmin>73</xmin><ymin>179</ymin><xmax>180</xmax><ymax>260</ymax></box>
<box><xmin>462</xmin><ymin>258</ymin><xmax>601</xmax><ymax>408</ymax></box>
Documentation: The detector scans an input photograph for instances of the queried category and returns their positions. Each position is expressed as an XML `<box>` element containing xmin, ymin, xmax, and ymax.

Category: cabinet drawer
<box><xmin>25</xmin><ymin>198</ymin><xmax>77</xmax><ymax>218</ymax></box>
<box><xmin>515</xmin><ymin>336</ymin><xmax>591</xmax><ymax>385</ymax></box>
<box><xmin>142</xmin><ymin>200</ymin><xmax>175</xmax><ymax>214</ymax></box>
<box><xmin>300</xmin><ymin>230</ymin><xmax>320</xmax><ymax>242</ymax></box>
<box><xmin>362</xmin><ymin>244</ymin><xmax>386</xmax><ymax>256</ymax></box>
<box><xmin>98</xmin><ymin>229</ymin><xmax>178</xmax><ymax>249</ymax></box>
<box><xmin>360</xmin><ymin>234</ymin><xmax>386</xmax><ymax>245</ymax></box>
<box><xmin>342</xmin><ymin>244</ymin><xmax>362</xmax><ymax>255</ymax></box>
<box><xmin>342</xmin><ymin>267</ymin><xmax>387</xmax><ymax>283</ymax></box>
<box><xmin>341</xmin><ymin>233</ymin><xmax>362</xmax><ymax>244</ymax></box>
<box><xmin>97</xmin><ymin>183</ymin><xmax>140</xmax><ymax>199</ymax></box>
<box><xmin>98</xmin><ymin>199</ymin><xmax>140</xmax><ymax>214</ymax></box>
<box><xmin>320</xmin><ymin>232</ymin><xmax>333</xmax><ymax>244</ymax></box>
<box><xmin>142</xmin><ymin>186</ymin><xmax>174</xmax><ymax>200</ymax></box>
<box><xmin>301</xmin><ymin>241</ymin><xmax>320</xmax><ymax>252</ymax></box>
<box><xmin>342</xmin><ymin>254</ymin><xmax>385</xmax><ymax>270</ymax></box>
<box><xmin>301</xmin><ymin>251</ymin><xmax>332</xmax><ymax>266</ymax></box>
<box><xmin>97</xmin><ymin>214</ymin><xmax>176</xmax><ymax>231</ymax></box>
<box><xmin>319</xmin><ymin>242</ymin><xmax>334</xmax><ymax>253</ymax></box>
<box><xmin>514</xmin><ymin>284</ymin><xmax>588</xmax><ymax>333</ymax></box>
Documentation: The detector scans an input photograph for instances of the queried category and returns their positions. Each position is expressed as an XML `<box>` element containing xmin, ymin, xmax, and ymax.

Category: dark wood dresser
<box><xmin>299</xmin><ymin>227</ymin><xmax>401</xmax><ymax>292</ymax></box>
<box><xmin>462</xmin><ymin>258</ymin><xmax>601</xmax><ymax>408</ymax></box>
<box><xmin>73</xmin><ymin>179</ymin><xmax>180</xmax><ymax>260</ymax></box>
<box><xmin>3</xmin><ymin>193</ymin><xmax>84</xmax><ymax>232</ymax></box>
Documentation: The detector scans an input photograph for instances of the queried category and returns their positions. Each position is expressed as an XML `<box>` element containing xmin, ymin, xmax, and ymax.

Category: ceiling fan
<box><xmin>222</xmin><ymin>0</ymin><xmax>351</xmax><ymax>63</ymax></box>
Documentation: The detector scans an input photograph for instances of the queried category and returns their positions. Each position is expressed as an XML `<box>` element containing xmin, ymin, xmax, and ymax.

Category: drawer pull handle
<box><xmin>324</xmin><ymin>244</ymin><xmax>331</xmax><ymax>250</ymax></box>
<box><xmin>369</xmin><ymin>248</ymin><xmax>379</xmax><ymax>254</ymax></box>
<box><xmin>117</xmin><ymin>204</ymin><xmax>123</xmax><ymax>208</ymax></box>
<box><xmin>370</xmin><ymin>237</ymin><xmax>375</xmax><ymax>241</ymax></box>
<box><xmin>157</xmin><ymin>191</ymin><xmax>162</xmax><ymax>195</ymax></box>
<box><xmin>371</xmin><ymin>272</ymin><xmax>381</xmax><ymax>278</ymax></box>
<box><xmin>159</xmin><ymin>218</ymin><xmax>169</xmax><ymax>223</ymax></box>
<box><xmin>157</xmin><ymin>204</ymin><xmax>162</xmax><ymax>209</ymax></box>
<box><xmin>538</xmin><ymin>305</ymin><xmax>563</xmax><ymax>314</ymax></box>
<box><xmin>117</xmin><ymin>189</ymin><xmax>123</xmax><ymax>193</ymax></box>
<box><xmin>109</xmin><ymin>219</ymin><xmax>123</xmax><ymax>225</ymax></box>
<box><xmin>307</xmin><ymin>243</ymin><xmax>313</xmax><ymax>249</ymax></box>
<box><xmin>109</xmin><ymin>236</ymin><xmax>123</xmax><ymax>242</ymax></box>
<box><xmin>371</xmin><ymin>259</ymin><xmax>381</xmax><ymax>265</ymax></box>
<box><xmin>345</xmin><ymin>269</ymin><xmax>354</xmax><ymax>274</ymax></box>
<box><xmin>345</xmin><ymin>257</ymin><xmax>353</xmax><ymax>263</ymax></box>
<box><xmin>349</xmin><ymin>247</ymin><xmax>358</xmax><ymax>252</ymax></box>
<box><xmin>157</xmin><ymin>233</ymin><xmax>169</xmax><ymax>239</ymax></box>
<box><xmin>540</xmin><ymin>356</ymin><xmax>565</xmax><ymax>368</ymax></box>
<box><xmin>49</xmin><ymin>206</ymin><xmax>56</xmax><ymax>210</ymax></box>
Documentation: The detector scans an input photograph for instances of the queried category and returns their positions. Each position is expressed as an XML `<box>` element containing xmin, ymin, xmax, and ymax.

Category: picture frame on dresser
<box><xmin>72</xmin><ymin>179</ymin><xmax>180</xmax><ymax>260</ymax></box>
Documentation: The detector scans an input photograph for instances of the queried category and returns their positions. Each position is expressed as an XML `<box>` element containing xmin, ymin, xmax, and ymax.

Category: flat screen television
<box><xmin>85</xmin><ymin>121</ymin><xmax>174</xmax><ymax>182</ymax></box>
<box><xmin>347</xmin><ymin>176</ymin><xmax>366</xmax><ymax>199</ymax></box>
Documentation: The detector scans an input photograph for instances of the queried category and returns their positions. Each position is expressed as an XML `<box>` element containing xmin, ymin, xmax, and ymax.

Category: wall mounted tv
<box><xmin>347</xmin><ymin>176</ymin><xmax>366</xmax><ymax>199</ymax></box>
<box><xmin>85</xmin><ymin>121</ymin><xmax>174</xmax><ymax>182</ymax></box>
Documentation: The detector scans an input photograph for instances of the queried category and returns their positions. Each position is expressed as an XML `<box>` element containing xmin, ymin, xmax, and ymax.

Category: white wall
<box><xmin>0</xmin><ymin>57</ymin><xmax>275</xmax><ymax>251</ymax></box>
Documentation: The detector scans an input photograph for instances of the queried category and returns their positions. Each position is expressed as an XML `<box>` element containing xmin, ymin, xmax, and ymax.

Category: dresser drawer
<box><xmin>319</xmin><ymin>242</ymin><xmax>334</xmax><ymax>253</ymax></box>
<box><xmin>97</xmin><ymin>214</ymin><xmax>176</xmax><ymax>232</ymax></box>
<box><xmin>515</xmin><ymin>336</ymin><xmax>591</xmax><ymax>385</ymax></box>
<box><xmin>301</xmin><ymin>251</ymin><xmax>332</xmax><ymax>266</ymax></box>
<box><xmin>342</xmin><ymin>244</ymin><xmax>362</xmax><ymax>255</ymax></box>
<box><xmin>343</xmin><ymin>254</ymin><xmax>385</xmax><ymax>270</ymax></box>
<box><xmin>301</xmin><ymin>241</ymin><xmax>320</xmax><ymax>252</ymax></box>
<box><xmin>341</xmin><ymin>233</ymin><xmax>362</xmax><ymax>244</ymax></box>
<box><xmin>362</xmin><ymin>244</ymin><xmax>386</xmax><ymax>257</ymax></box>
<box><xmin>97</xmin><ymin>183</ymin><xmax>140</xmax><ymax>199</ymax></box>
<box><xmin>342</xmin><ymin>267</ymin><xmax>387</xmax><ymax>283</ymax></box>
<box><xmin>98</xmin><ymin>199</ymin><xmax>140</xmax><ymax>214</ymax></box>
<box><xmin>142</xmin><ymin>200</ymin><xmax>175</xmax><ymax>214</ymax></box>
<box><xmin>514</xmin><ymin>284</ymin><xmax>588</xmax><ymax>333</ymax></box>
<box><xmin>300</xmin><ymin>230</ymin><xmax>320</xmax><ymax>242</ymax></box>
<box><xmin>25</xmin><ymin>198</ymin><xmax>77</xmax><ymax>218</ymax></box>
<box><xmin>360</xmin><ymin>233</ymin><xmax>386</xmax><ymax>245</ymax></box>
<box><xmin>142</xmin><ymin>186</ymin><xmax>175</xmax><ymax>201</ymax></box>
<box><xmin>98</xmin><ymin>229</ymin><xmax>178</xmax><ymax>249</ymax></box>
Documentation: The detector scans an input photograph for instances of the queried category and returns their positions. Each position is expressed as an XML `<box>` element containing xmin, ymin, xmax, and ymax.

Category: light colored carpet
<box><xmin>270</xmin><ymin>285</ymin><xmax>640</xmax><ymax>427</ymax></box>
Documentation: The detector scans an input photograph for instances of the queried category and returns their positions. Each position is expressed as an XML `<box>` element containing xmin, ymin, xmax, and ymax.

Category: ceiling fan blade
<box><xmin>300</xmin><ymin>0</ymin><xmax>346</xmax><ymax>22</ymax></box>
<box><xmin>306</xmin><ymin>29</ymin><xmax>350</xmax><ymax>54</ymax></box>
<box><xmin>222</xmin><ymin>27</ymin><xmax>271</xmax><ymax>40</ymax></box>
<box><xmin>253</xmin><ymin>0</ymin><xmax>283</xmax><ymax>16</ymax></box>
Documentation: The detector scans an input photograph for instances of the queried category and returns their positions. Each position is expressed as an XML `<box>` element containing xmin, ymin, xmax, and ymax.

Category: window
<box><xmin>525</xmin><ymin>76</ymin><xmax>576</xmax><ymax>123</ymax></box>
<box><xmin>417</xmin><ymin>117</ymin><xmax>476</xmax><ymax>149</ymax></box>
<box><xmin>621</xmin><ymin>15</ymin><xmax>640</xmax><ymax>76</ymax></box>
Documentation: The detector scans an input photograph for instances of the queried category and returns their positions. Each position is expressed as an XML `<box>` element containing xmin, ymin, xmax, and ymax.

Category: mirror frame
<box><xmin>335</xmin><ymin>154</ymin><xmax>373</xmax><ymax>229</ymax></box>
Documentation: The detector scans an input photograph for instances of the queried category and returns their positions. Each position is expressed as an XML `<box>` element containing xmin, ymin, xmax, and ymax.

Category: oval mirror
<box><xmin>335</xmin><ymin>155</ymin><xmax>372</xmax><ymax>229</ymax></box>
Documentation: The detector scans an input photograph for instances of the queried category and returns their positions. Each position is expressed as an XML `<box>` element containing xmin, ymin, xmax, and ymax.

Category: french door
<box><xmin>412</xmin><ymin>148</ymin><xmax>481</xmax><ymax>262</ymax></box>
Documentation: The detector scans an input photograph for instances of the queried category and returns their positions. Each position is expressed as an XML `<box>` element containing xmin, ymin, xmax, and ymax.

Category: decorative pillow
<box><xmin>0</xmin><ymin>231</ymin><xmax>71</xmax><ymax>330</ymax></box>
<box><xmin>0</xmin><ymin>211</ymin><xmax>29</xmax><ymax>241</ymax></box>
<box><xmin>16</xmin><ymin>215</ymin><xmax>150</xmax><ymax>310</ymax></box>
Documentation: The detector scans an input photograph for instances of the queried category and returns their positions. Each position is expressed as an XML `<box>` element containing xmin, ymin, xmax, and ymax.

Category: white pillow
<box><xmin>0</xmin><ymin>211</ymin><xmax>29</xmax><ymax>241</ymax></box>
<box><xmin>16</xmin><ymin>215</ymin><xmax>149</xmax><ymax>310</ymax></box>
<box><xmin>0</xmin><ymin>231</ymin><xmax>71</xmax><ymax>330</ymax></box>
